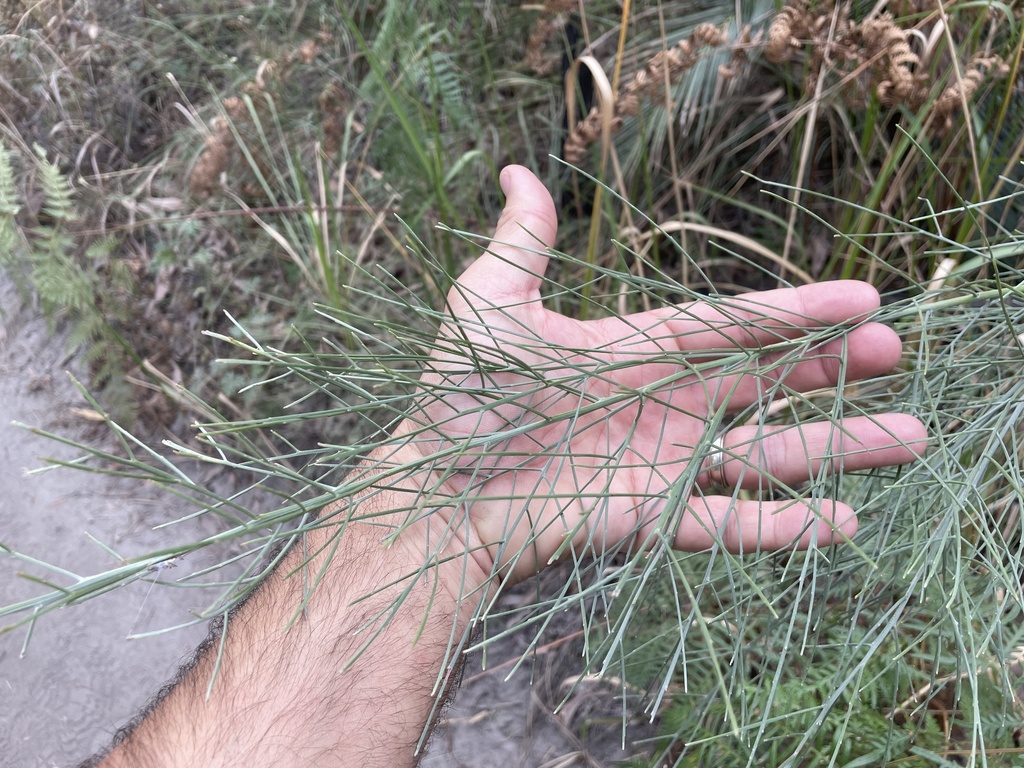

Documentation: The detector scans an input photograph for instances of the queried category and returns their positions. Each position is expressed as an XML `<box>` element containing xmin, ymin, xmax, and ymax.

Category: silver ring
<box><xmin>704</xmin><ymin>435</ymin><xmax>728</xmax><ymax>484</ymax></box>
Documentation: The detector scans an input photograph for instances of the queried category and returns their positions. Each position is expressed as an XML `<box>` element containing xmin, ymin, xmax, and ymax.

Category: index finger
<box><xmin>595</xmin><ymin>281</ymin><xmax>883</xmax><ymax>355</ymax></box>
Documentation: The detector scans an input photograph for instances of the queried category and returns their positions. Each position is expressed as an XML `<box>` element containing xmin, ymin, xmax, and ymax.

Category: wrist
<box><xmin>327</xmin><ymin>440</ymin><xmax>496</xmax><ymax>618</ymax></box>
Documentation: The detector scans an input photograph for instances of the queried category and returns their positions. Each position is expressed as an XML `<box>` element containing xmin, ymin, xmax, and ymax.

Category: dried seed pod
<box><xmin>563</xmin><ymin>107</ymin><xmax>604</xmax><ymax>164</ymax></box>
<box><xmin>860</xmin><ymin>16</ymin><xmax>920</xmax><ymax>106</ymax></box>
<box><xmin>564</xmin><ymin>22</ymin><xmax>730</xmax><ymax>164</ymax></box>
<box><xmin>222</xmin><ymin>96</ymin><xmax>246</xmax><ymax>121</ymax></box>
<box><xmin>526</xmin><ymin>16</ymin><xmax>561</xmax><ymax>75</ymax></box>
<box><xmin>931</xmin><ymin>55</ymin><xmax>1009</xmax><ymax>124</ymax></box>
<box><xmin>692</xmin><ymin>22</ymin><xmax>725</xmax><ymax>48</ymax></box>
<box><xmin>189</xmin><ymin>119</ymin><xmax>234</xmax><ymax>198</ymax></box>
<box><xmin>297</xmin><ymin>39</ymin><xmax>318</xmax><ymax>65</ymax></box>
<box><xmin>766</xmin><ymin>3</ymin><xmax>803</xmax><ymax>63</ymax></box>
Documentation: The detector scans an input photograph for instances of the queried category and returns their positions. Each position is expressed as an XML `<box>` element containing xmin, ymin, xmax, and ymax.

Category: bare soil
<box><xmin>0</xmin><ymin>275</ymin><xmax>656</xmax><ymax>767</ymax></box>
<box><xmin>0</xmin><ymin>276</ymin><xmax>230</xmax><ymax>766</ymax></box>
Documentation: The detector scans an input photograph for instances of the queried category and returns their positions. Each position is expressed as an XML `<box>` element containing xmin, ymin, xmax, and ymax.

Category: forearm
<box><xmin>98</xmin><ymin>466</ymin><xmax>489</xmax><ymax>767</ymax></box>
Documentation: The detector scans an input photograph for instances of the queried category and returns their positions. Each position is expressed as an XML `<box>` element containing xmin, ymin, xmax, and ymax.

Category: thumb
<box><xmin>456</xmin><ymin>165</ymin><xmax>558</xmax><ymax>301</ymax></box>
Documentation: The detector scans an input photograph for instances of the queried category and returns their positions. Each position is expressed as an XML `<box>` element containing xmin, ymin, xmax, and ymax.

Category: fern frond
<box><xmin>33</xmin><ymin>144</ymin><xmax>76</xmax><ymax>223</ymax></box>
<box><xmin>0</xmin><ymin>146</ymin><xmax>22</xmax><ymax>260</ymax></box>
<box><xmin>0</xmin><ymin>143</ymin><xmax>20</xmax><ymax>217</ymax></box>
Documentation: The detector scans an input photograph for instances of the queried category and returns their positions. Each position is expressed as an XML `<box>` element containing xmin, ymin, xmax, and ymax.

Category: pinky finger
<box><xmin>667</xmin><ymin>495</ymin><xmax>859</xmax><ymax>553</ymax></box>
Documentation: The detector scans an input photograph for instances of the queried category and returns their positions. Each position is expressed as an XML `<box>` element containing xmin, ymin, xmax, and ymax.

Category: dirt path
<box><xmin>0</xmin><ymin>277</ymin><xmax>234</xmax><ymax>766</ymax></box>
<box><xmin>0</xmin><ymin>276</ymin><xmax>655</xmax><ymax>767</ymax></box>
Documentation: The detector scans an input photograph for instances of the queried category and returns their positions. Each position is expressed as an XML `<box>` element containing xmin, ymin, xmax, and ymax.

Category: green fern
<box><xmin>33</xmin><ymin>144</ymin><xmax>76</xmax><ymax>223</ymax></box>
<box><xmin>0</xmin><ymin>140</ymin><xmax>135</xmax><ymax>414</ymax></box>
<box><xmin>0</xmin><ymin>144</ymin><xmax>18</xmax><ymax>215</ymax></box>
<box><xmin>0</xmin><ymin>145</ymin><xmax>22</xmax><ymax>258</ymax></box>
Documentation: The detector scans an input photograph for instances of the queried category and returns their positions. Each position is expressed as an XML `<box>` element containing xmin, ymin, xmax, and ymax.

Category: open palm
<box><xmin>400</xmin><ymin>166</ymin><xmax>926</xmax><ymax>582</ymax></box>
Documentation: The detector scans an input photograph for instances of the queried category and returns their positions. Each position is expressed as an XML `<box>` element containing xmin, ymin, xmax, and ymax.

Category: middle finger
<box><xmin>700</xmin><ymin>322</ymin><xmax>902</xmax><ymax>412</ymax></box>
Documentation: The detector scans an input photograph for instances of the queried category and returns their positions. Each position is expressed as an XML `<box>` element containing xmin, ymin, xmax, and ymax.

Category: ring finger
<box><xmin>698</xmin><ymin>413</ymin><xmax>927</xmax><ymax>490</ymax></box>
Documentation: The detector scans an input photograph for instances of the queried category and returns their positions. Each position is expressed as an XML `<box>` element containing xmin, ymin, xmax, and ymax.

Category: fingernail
<box><xmin>499</xmin><ymin>167</ymin><xmax>511</xmax><ymax>196</ymax></box>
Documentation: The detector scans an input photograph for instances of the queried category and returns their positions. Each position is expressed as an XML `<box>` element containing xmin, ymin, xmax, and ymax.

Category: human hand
<box><xmin>387</xmin><ymin>166</ymin><xmax>926</xmax><ymax>584</ymax></box>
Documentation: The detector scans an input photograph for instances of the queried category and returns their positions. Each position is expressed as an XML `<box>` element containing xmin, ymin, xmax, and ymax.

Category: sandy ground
<box><xmin>0</xmin><ymin>276</ymin><xmax>655</xmax><ymax>767</ymax></box>
<box><xmin>0</xmin><ymin>282</ymin><xmax>219</xmax><ymax>765</ymax></box>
